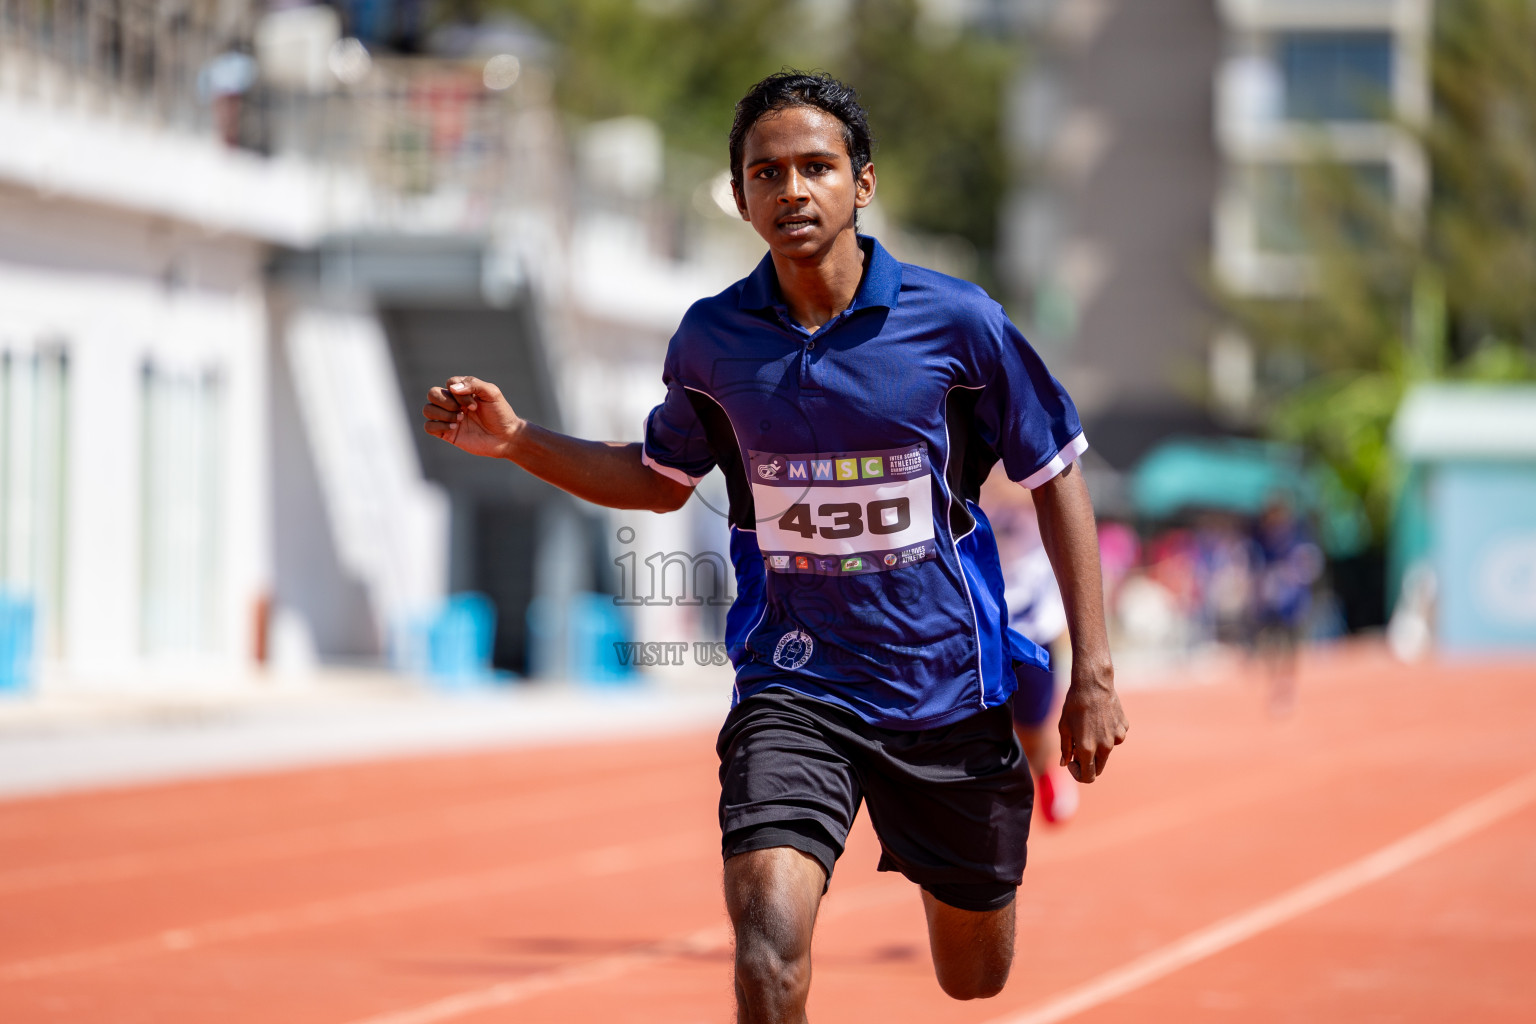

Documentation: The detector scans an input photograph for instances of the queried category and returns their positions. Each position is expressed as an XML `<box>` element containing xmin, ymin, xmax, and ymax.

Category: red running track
<box><xmin>2</xmin><ymin>646</ymin><xmax>1534</xmax><ymax>1023</ymax></box>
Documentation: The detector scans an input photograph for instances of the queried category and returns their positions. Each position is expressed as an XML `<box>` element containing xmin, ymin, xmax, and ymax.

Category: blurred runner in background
<box><xmin>983</xmin><ymin>473</ymin><xmax>1079</xmax><ymax>823</ymax></box>
<box><xmin>1251</xmin><ymin>495</ymin><xmax>1323</xmax><ymax>715</ymax></box>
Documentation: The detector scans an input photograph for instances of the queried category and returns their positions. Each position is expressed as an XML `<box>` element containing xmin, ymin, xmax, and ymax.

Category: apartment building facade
<box><xmin>1006</xmin><ymin>0</ymin><xmax>1430</xmax><ymax>476</ymax></box>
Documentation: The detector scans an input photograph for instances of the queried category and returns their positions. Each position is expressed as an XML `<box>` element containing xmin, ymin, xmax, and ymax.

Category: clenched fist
<box><xmin>422</xmin><ymin>376</ymin><xmax>523</xmax><ymax>459</ymax></box>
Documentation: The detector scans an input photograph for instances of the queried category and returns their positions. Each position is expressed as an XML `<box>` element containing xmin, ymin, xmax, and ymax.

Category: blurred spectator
<box><xmin>197</xmin><ymin>43</ymin><xmax>259</xmax><ymax>147</ymax></box>
<box><xmin>1096</xmin><ymin>519</ymin><xmax>1140</xmax><ymax>611</ymax></box>
<box><xmin>1145</xmin><ymin>528</ymin><xmax>1201</xmax><ymax>625</ymax></box>
<box><xmin>1192</xmin><ymin>513</ymin><xmax>1256</xmax><ymax>646</ymax></box>
<box><xmin>1250</xmin><ymin>496</ymin><xmax>1324</xmax><ymax>714</ymax></box>
<box><xmin>1387</xmin><ymin>562</ymin><xmax>1437</xmax><ymax>663</ymax></box>
<box><xmin>1115</xmin><ymin>569</ymin><xmax>1188</xmax><ymax>654</ymax></box>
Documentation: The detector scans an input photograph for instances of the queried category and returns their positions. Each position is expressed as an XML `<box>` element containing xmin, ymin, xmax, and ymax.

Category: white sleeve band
<box><xmin>1018</xmin><ymin>432</ymin><xmax>1090</xmax><ymax>489</ymax></box>
<box><xmin>641</xmin><ymin>448</ymin><xmax>704</xmax><ymax>487</ymax></box>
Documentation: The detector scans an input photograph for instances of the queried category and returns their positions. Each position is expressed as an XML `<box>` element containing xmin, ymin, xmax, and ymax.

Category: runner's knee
<box><xmin>725</xmin><ymin>847</ymin><xmax>822</xmax><ymax>1006</ymax></box>
<box><xmin>923</xmin><ymin>890</ymin><xmax>1015</xmax><ymax>1000</ymax></box>
<box><xmin>734</xmin><ymin>930</ymin><xmax>812</xmax><ymax>1004</ymax></box>
<box><xmin>931</xmin><ymin>936</ymin><xmax>1012</xmax><ymax>1000</ymax></box>
<box><xmin>730</xmin><ymin>882</ymin><xmax>815</xmax><ymax>1008</ymax></box>
<box><xmin>934</xmin><ymin>960</ymin><xmax>1011</xmax><ymax>1001</ymax></box>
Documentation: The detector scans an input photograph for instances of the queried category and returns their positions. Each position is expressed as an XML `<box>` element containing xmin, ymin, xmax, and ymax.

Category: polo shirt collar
<box><xmin>737</xmin><ymin>234</ymin><xmax>903</xmax><ymax>314</ymax></box>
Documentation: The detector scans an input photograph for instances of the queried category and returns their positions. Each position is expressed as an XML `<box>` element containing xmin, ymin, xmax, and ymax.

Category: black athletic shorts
<box><xmin>717</xmin><ymin>687</ymin><xmax>1033</xmax><ymax>913</ymax></box>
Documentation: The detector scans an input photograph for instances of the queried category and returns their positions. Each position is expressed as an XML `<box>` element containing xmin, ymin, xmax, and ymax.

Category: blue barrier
<box><xmin>392</xmin><ymin>593</ymin><xmax>501</xmax><ymax>691</ymax></box>
<box><xmin>427</xmin><ymin>592</ymin><xmax>498</xmax><ymax>689</ymax></box>
<box><xmin>0</xmin><ymin>591</ymin><xmax>36</xmax><ymax>695</ymax></box>
<box><xmin>569</xmin><ymin>592</ymin><xmax>635</xmax><ymax>686</ymax></box>
<box><xmin>526</xmin><ymin>592</ymin><xmax>635</xmax><ymax>686</ymax></box>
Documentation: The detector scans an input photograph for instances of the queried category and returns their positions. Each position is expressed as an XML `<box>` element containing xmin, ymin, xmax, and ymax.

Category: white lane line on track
<box><xmin>0</xmin><ymin>766</ymin><xmax>698</xmax><ymax>896</ymax></box>
<box><xmin>339</xmin><ymin>765</ymin><xmax>1536</xmax><ymax>1024</ymax></box>
<box><xmin>983</xmin><ymin>767</ymin><xmax>1536</xmax><ymax>1024</ymax></box>
<box><xmin>11</xmin><ymin>730</ymin><xmax>1237</xmax><ymax>995</ymax></box>
<box><xmin>336</xmin><ymin>875</ymin><xmax>917</xmax><ymax>1024</ymax></box>
<box><xmin>1021</xmin><ymin>725</ymin><xmax>1456</xmax><ymax>869</ymax></box>
<box><xmin>0</xmin><ymin>830</ymin><xmax>714</xmax><ymax>983</ymax></box>
<box><xmin>3</xmin><ymin>724</ymin><xmax>1426</xmax><ymax>899</ymax></box>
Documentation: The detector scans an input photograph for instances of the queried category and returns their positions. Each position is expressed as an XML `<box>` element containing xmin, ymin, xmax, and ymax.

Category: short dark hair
<box><xmin>729</xmin><ymin>71</ymin><xmax>875</xmax><ymax>189</ymax></box>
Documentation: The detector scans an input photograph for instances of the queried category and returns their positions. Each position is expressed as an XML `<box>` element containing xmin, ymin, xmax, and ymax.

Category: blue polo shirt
<box><xmin>643</xmin><ymin>236</ymin><xmax>1087</xmax><ymax>729</ymax></box>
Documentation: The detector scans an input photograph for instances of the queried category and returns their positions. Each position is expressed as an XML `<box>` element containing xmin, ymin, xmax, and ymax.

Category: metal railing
<box><xmin>239</xmin><ymin>60</ymin><xmax>534</xmax><ymax>227</ymax></box>
<box><xmin>0</xmin><ymin>1</ymin><xmax>544</xmax><ymax>232</ymax></box>
<box><xmin>0</xmin><ymin>0</ymin><xmax>231</xmax><ymax>130</ymax></box>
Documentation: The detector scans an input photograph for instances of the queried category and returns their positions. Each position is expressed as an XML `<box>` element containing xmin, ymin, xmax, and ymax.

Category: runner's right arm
<box><xmin>1034</xmin><ymin>462</ymin><xmax>1128</xmax><ymax>784</ymax></box>
<box><xmin>422</xmin><ymin>375</ymin><xmax>694</xmax><ymax>513</ymax></box>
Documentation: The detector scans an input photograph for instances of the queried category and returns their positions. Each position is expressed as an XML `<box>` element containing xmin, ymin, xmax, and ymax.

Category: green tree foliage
<box><xmin>840</xmin><ymin>0</ymin><xmax>1017</xmax><ymax>266</ymax></box>
<box><xmin>487</xmin><ymin>0</ymin><xmax>787</xmax><ymax>154</ymax></box>
<box><xmin>483</xmin><ymin>0</ymin><xmax>1018</xmax><ymax>287</ymax></box>
<box><xmin>1429</xmin><ymin>0</ymin><xmax>1536</xmax><ymax>356</ymax></box>
<box><xmin>1222</xmin><ymin>0</ymin><xmax>1536</xmax><ymax>537</ymax></box>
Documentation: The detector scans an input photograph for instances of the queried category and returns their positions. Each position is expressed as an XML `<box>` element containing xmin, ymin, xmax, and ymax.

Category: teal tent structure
<box><xmin>1129</xmin><ymin>437</ymin><xmax>1369</xmax><ymax>557</ymax></box>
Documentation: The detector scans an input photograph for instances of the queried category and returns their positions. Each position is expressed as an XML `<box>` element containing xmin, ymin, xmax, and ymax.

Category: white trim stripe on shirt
<box><xmin>1019</xmin><ymin>431</ymin><xmax>1089</xmax><ymax>490</ymax></box>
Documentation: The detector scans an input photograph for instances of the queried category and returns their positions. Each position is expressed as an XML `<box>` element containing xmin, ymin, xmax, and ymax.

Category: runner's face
<box><xmin>733</xmin><ymin>106</ymin><xmax>875</xmax><ymax>258</ymax></box>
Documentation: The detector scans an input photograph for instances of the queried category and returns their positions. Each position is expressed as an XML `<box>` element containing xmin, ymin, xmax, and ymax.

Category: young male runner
<box><xmin>423</xmin><ymin>71</ymin><xmax>1128</xmax><ymax>1020</ymax></box>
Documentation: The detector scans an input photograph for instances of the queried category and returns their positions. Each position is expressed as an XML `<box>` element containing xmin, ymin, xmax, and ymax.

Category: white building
<box><xmin>0</xmin><ymin>1</ymin><xmax>768</xmax><ymax>694</ymax></box>
<box><xmin>0</xmin><ymin>3</ymin><xmax>529</xmax><ymax>689</ymax></box>
<box><xmin>0</xmin><ymin>6</ymin><xmax>307</xmax><ymax>687</ymax></box>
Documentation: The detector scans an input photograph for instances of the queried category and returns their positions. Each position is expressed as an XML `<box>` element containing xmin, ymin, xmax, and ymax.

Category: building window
<box><xmin>0</xmin><ymin>345</ymin><xmax>69</xmax><ymax>657</ymax></box>
<box><xmin>140</xmin><ymin>362</ymin><xmax>223</xmax><ymax>657</ymax></box>
<box><xmin>1251</xmin><ymin>162</ymin><xmax>1392</xmax><ymax>254</ymax></box>
<box><xmin>1279</xmin><ymin>32</ymin><xmax>1394</xmax><ymax>122</ymax></box>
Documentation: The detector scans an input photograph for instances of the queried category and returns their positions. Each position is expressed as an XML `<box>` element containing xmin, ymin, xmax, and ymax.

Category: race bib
<box><xmin>748</xmin><ymin>445</ymin><xmax>938</xmax><ymax>575</ymax></box>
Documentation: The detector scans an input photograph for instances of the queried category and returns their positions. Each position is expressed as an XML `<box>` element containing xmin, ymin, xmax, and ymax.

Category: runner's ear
<box><xmin>854</xmin><ymin>161</ymin><xmax>876</xmax><ymax>209</ymax></box>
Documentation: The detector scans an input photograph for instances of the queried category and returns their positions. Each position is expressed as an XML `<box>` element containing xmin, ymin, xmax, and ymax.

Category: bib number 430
<box><xmin>778</xmin><ymin>498</ymin><xmax>911</xmax><ymax>540</ymax></box>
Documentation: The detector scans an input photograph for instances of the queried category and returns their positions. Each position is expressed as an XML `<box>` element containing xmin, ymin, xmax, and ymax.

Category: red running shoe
<box><xmin>1037</xmin><ymin>767</ymin><xmax>1079</xmax><ymax>824</ymax></box>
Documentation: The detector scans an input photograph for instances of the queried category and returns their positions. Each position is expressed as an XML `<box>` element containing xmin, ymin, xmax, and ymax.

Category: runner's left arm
<box><xmin>423</xmin><ymin>375</ymin><xmax>694</xmax><ymax>512</ymax></box>
<box><xmin>1034</xmin><ymin>464</ymin><xmax>1129</xmax><ymax>784</ymax></box>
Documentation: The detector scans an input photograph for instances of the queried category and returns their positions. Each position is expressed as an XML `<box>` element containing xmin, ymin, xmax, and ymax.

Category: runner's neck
<box><xmin>771</xmin><ymin>231</ymin><xmax>868</xmax><ymax>332</ymax></box>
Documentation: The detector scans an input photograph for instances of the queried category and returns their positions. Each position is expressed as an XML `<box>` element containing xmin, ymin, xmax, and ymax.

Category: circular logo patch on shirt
<box><xmin>772</xmin><ymin>630</ymin><xmax>814</xmax><ymax>670</ymax></box>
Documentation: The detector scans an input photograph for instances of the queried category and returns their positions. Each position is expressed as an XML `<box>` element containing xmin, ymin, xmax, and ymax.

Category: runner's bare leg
<box><xmin>725</xmin><ymin>846</ymin><xmax>827</xmax><ymax>1023</ymax></box>
<box><xmin>922</xmin><ymin>892</ymin><xmax>1015</xmax><ymax>999</ymax></box>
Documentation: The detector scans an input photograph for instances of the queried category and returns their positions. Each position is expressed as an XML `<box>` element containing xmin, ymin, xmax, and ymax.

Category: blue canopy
<box><xmin>1129</xmin><ymin>437</ymin><xmax>1369</xmax><ymax>556</ymax></box>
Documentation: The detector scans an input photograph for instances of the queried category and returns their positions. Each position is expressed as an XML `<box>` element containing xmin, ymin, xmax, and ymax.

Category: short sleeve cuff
<box><xmin>641</xmin><ymin>448</ymin><xmax>705</xmax><ymax>487</ymax></box>
<box><xmin>1018</xmin><ymin>432</ymin><xmax>1089</xmax><ymax>489</ymax></box>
